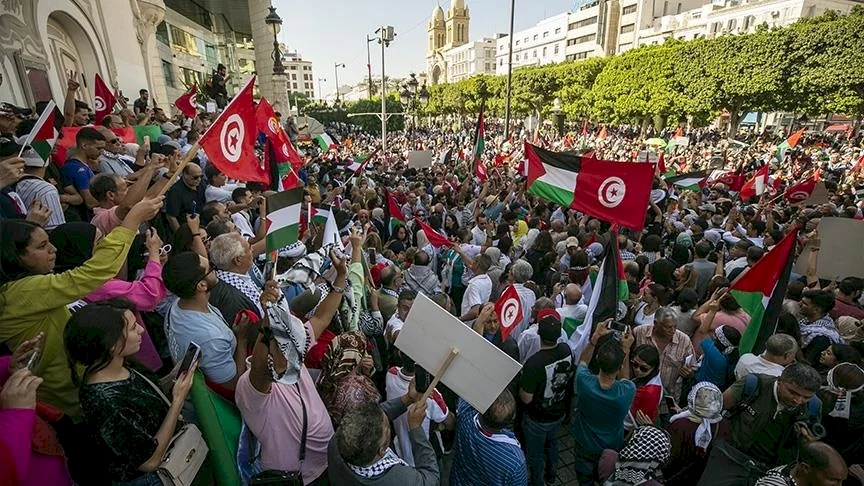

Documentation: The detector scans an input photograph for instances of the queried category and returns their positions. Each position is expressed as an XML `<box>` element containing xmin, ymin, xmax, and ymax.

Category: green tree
<box><xmin>344</xmin><ymin>94</ymin><xmax>404</xmax><ymax>134</ymax></box>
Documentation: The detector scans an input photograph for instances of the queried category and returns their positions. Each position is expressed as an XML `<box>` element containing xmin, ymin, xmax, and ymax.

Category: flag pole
<box><xmin>157</xmin><ymin>142</ymin><xmax>200</xmax><ymax>197</ymax></box>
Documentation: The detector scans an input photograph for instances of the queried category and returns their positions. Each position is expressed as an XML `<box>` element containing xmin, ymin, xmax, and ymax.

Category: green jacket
<box><xmin>0</xmin><ymin>226</ymin><xmax>136</xmax><ymax>419</ymax></box>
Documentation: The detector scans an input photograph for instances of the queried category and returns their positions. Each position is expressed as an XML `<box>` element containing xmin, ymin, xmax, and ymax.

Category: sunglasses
<box><xmin>631</xmin><ymin>361</ymin><xmax>653</xmax><ymax>373</ymax></box>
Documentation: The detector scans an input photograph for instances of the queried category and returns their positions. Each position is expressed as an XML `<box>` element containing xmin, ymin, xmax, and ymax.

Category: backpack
<box><xmin>736</xmin><ymin>373</ymin><xmax>821</xmax><ymax>422</ymax></box>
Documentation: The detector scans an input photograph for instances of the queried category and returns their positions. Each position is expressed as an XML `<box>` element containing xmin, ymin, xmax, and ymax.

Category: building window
<box><xmin>293</xmin><ymin>82</ymin><xmax>298</xmax><ymax>89</ymax></box>
<box><xmin>620</xmin><ymin>23</ymin><xmax>635</xmax><ymax>33</ymax></box>
<box><xmin>289</xmin><ymin>65</ymin><xmax>297</xmax><ymax>70</ymax></box>
<box><xmin>515</xmin><ymin>40</ymin><xmax>520</xmax><ymax>46</ymax></box>
<box><xmin>554</xmin><ymin>43</ymin><xmax>559</xmax><ymax>54</ymax></box>
<box><xmin>533</xmin><ymin>49</ymin><xmax>537</xmax><ymax>58</ymax></box>
<box><xmin>619</xmin><ymin>42</ymin><xmax>632</xmax><ymax>51</ymax></box>
<box><xmin>533</xmin><ymin>34</ymin><xmax>538</xmax><ymax>40</ymax></box>
<box><xmin>155</xmin><ymin>22</ymin><xmax>170</xmax><ymax>45</ymax></box>
<box><xmin>555</xmin><ymin>27</ymin><xmax>562</xmax><ymax>34</ymax></box>
<box><xmin>568</xmin><ymin>17</ymin><xmax>597</xmax><ymax>30</ymax></box>
<box><xmin>566</xmin><ymin>52</ymin><xmax>589</xmax><ymax>61</ymax></box>
<box><xmin>728</xmin><ymin>18</ymin><xmax>737</xmax><ymax>30</ymax></box>
<box><xmin>623</xmin><ymin>4</ymin><xmax>637</xmax><ymax>14</ymax></box>
<box><xmin>542</xmin><ymin>46</ymin><xmax>547</xmax><ymax>57</ymax></box>
<box><xmin>515</xmin><ymin>53</ymin><xmax>520</xmax><ymax>61</ymax></box>
<box><xmin>291</xmin><ymin>73</ymin><xmax>297</xmax><ymax>80</ymax></box>
<box><xmin>161</xmin><ymin>61</ymin><xmax>174</xmax><ymax>88</ymax></box>
<box><xmin>543</xmin><ymin>31</ymin><xmax>549</xmax><ymax>38</ymax></box>
<box><xmin>570</xmin><ymin>33</ymin><xmax>596</xmax><ymax>45</ymax></box>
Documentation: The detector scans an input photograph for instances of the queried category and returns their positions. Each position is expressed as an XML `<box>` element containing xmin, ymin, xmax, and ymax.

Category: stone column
<box><xmin>247</xmin><ymin>0</ymin><xmax>289</xmax><ymax>113</ymax></box>
<box><xmin>133</xmin><ymin>0</ymin><xmax>167</xmax><ymax>108</ymax></box>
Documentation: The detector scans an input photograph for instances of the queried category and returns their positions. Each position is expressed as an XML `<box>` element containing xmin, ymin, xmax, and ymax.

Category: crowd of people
<box><xmin>0</xmin><ymin>71</ymin><xmax>862</xmax><ymax>486</ymax></box>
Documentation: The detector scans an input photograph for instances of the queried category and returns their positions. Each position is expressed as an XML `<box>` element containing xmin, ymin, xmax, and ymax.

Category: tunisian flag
<box><xmin>93</xmin><ymin>73</ymin><xmax>116</xmax><ymax>124</ymax></box>
<box><xmin>174</xmin><ymin>85</ymin><xmax>198</xmax><ymax>119</ymax></box>
<box><xmin>256</xmin><ymin>97</ymin><xmax>304</xmax><ymax>171</ymax></box>
<box><xmin>495</xmin><ymin>284</ymin><xmax>523</xmax><ymax>341</ymax></box>
<box><xmin>570</xmin><ymin>157</ymin><xmax>654</xmax><ymax>231</ymax></box>
<box><xmin>199</xmin><ymin>75</ymin><xmax>269</xmax><ymax>183</ymax></box>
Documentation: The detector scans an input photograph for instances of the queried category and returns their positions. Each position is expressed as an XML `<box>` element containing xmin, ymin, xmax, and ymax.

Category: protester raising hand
<box><xmin>120</xmin><ymin>196</ymin><xmax>164</xmax><ymax>231</ymax></box>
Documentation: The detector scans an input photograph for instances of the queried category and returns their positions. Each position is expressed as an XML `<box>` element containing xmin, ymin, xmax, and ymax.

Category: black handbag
<box><xmin>250</xmin><ymin>383</ymin><xmax>307</xmax><ymax>486</ymax></box>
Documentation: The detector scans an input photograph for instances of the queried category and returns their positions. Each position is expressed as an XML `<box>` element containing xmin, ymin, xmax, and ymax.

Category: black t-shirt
<box><xmin>519</xmin><ymin>342</ymin><xmax>575</xmax><ymax>422</ymax></box>
<box><xmin>165</xmin><ymin>181</ymin><xmax>205</xmax><ymax>221</ymax></box>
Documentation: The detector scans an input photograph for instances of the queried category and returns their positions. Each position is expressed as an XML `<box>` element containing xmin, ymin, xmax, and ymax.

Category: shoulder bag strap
<box><xmin>296</xmin><ymin>383</ymin><xmax>307</xmax><ymax>462</ymax></box>
<box><xmin>132</xmin><ymin>368</ymin><xmax>171</xmax><ymax>407</ymax></box>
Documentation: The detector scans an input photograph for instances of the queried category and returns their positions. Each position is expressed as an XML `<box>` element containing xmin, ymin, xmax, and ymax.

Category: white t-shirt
<box><xmin>461</xmin><ymin>274</ymin><xmax>492</xmax><ymax>316</ymax></box>
<box><xmin>385</xmin><ymin>367</ymin><xmax>448</xmax><ymax>466</ymax></box>
<box><xmin>734</xmin><ymin>353</ymin><xmax>785</xmax><ymax>380</ymax></box>
<box><xmin>205</xmin><ymin>185</ymin><xmax>232</xmax><ymax>203</ymax></box>
<box><xmin>459</xmin><ymin>244</ymin><xmax>483</xmax><ymax>286</ymax></box>
<box><xmin>232</xmin><ymin>211</ymin><xmax>255</xmax><ymax>238</ymax></box>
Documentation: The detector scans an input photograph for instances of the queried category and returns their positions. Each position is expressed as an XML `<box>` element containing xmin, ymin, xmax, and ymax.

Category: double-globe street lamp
<box><xmin>399</xmin><ymin>72</ymin><xmax>429</xmax><ymax>131</ymax></box>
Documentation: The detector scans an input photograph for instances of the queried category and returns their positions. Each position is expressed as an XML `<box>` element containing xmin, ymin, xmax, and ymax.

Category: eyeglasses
<box><xmin>195</xmin><ymin>262</ymin><xmax>216</xmax><ymax>285</ymax></box>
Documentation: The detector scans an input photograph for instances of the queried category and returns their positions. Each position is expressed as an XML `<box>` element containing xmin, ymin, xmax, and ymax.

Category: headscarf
<box><xmin>512</xmin><ymin>220</ymin><xmax>528</xmax><ymax>245</ymax></box>
<box><xmin>603</xmin><ymin>426</ymin><xmax>671</xmax><ymax>486</ymax></box>
<box><xmin>317</xmin><ymin>331</ymin><xmax>380</xmax><ymax>427</ymax></box>
<box><xmin>669</xmin><ymin>382</ymin><xmax>724</xmax><ymax>450</ymax></box>
<box><xmin>49</xmin><ymin>222</ymin><xmax>97</xmax><ymax>273</ymax></box>
<box><xmin>825</xmin><ymin>362</ymin><xmax>864</xmax><ymax>420</ymax></box>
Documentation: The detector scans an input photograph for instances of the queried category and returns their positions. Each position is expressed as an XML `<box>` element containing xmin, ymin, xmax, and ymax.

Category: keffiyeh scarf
<box><xmin>348</xmin><ymin>448</ymin><xmax>407</xmax><ymax>479</ymax></box>
<box><xmin>216</xmin><ymin>270</ymin><xmax>262</xmax><ymax>313</ymax></box>
<box><xmin>604</xmin><ymin>426</ymin><xmax>671</xmax><ymax>486</ymax></box>
<box><xmin>669</xmin><ymin>382</ymin><xmax>724</xmax><ymax>451</ymax></box>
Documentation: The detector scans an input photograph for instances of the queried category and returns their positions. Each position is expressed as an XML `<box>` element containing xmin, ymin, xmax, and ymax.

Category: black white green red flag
<box><xmin>386</xmin><ymin>192</ymin><xmax>405</xmax><ymax>235</ymax></box>
<box><xmin>731</xmin><ymin>226</ymin><xmax>799</xmax><ymax>354</ymax></box>
<box><xmin>265</xmin><ymin>187</ymin><xmax>304</xmax><ymax>259</ymax></box>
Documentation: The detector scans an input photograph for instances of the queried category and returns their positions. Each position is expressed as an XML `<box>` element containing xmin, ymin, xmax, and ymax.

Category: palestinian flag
<box><xmin>22</xmin><ymin>100</ymin><xmax>58</xmax><ymax>162</ymax></box>
<box><xmin>265</xmin><ymin>187</ymin><xmax>303</xmax><ymax>259</ymax></box>
<box><xmin>666</xmin><ymin>170</ymin><xmax>709</xmax><ymax>191</ymax></box>
<box><xmin>525</xmin><ymin>143</ymin><xmax>580</xmax><ymax>207</ymax></box>
<box><xmin>347</xmin><ymin>148</ymin><xmax>379</xmax><ymax>175</ymax></box>
<box><xmin>731</xmin><ymin>227</ymin><xmax>799</xmax><ymax>354</ymax></box>
<box><xmin>311</xmin><ymin>203</ymin><xmax>331</xmax><ymax>226</ymax></box>
<box><xmin>472</xmin><ymin>107</ymin><xmax>485</xmax><ymax>173</ymax></box>
<box><xmin>314</xmin><ymin>133</ymin><xmax>337</xmax><ymax>152</ymax></box>
<box><xmin>567</xmin><ymin>228</ymin><xmax>625</xmax><ymax>360</ymax></box>
<box><xmin>776</xmin><ymin>128</ymin><xmax>804</xmax><ymax>161</ymax></box>
<box><xmin>386</xmin><ymin>192</ymin><xmax>405</xmax><ymax>235</ymax></box>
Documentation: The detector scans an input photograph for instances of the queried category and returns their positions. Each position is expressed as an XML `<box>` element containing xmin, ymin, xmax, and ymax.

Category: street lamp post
<box><xmin>375</xmin><ymin>26</ymin><xmax>395</xmax><ymax>151</ymax></box>
<box><xmin>264</xmin><ymin>7</ymin><xmax>284</xmax><ymax>75</ymax></box>
<box><xmin>504</xmin><ymin>0</ymin><xmax>515</xmax><ymax>139</ymax></box>
<box><xmin>317</xmin><ymin>77</ymin><xmax>326</xmax><ymax>103</ymax></box>
<box><xmin>366</xmin><ymin>35</ymin><xmax>376</xmax><ymax>98</ymax></box>
<box><xmin>334</xmin><ymin>63</ymin><xmax>345</xmax><ymax>103</ymax></box>
<box><xmin>399</xmin><ymin>73</ymin><xmax>429</xmax><ymax>132</ymax></box>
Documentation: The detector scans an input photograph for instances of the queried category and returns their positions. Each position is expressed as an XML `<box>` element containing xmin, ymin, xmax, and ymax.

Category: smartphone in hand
<box><xmin>177</xmin><ymin>342</ymin><xmax>201</xmax><ymax>376</ymax></box>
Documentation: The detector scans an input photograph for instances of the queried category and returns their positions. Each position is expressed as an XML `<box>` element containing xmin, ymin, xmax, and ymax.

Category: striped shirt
<box><xmin>450</xmin><ymin>398</ymin><xmax>528</xmax><ymax>486</ymax></box>
<box><xmin>14</xmin><ymin>177</ymin><xmax>65</xmax><ymax>230</ymax></box>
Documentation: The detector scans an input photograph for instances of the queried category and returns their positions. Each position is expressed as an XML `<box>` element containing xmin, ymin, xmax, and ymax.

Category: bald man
<box><xmin>558</xmin><ymin>283</ymin><xmax>588</xmax><ymax>337</ymax></box>
<box><xmin>755</xmin><ymin>441</ymin><xmax>847</xmax><ymax>486</ymax></box>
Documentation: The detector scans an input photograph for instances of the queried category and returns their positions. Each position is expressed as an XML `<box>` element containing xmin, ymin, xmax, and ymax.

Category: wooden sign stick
<box><xmin>421</xmin><ymin>347</ymin><xmax>460</xmax><ymax>403</ymax></box>
<box><xmin>157</xmin><ymin>142</ymin><xmax>200</xmax><ymax>197</ymax></box>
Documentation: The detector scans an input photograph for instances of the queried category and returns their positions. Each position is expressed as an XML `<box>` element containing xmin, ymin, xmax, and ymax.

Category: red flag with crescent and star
<box><xmin>495</xmin><ymin>284</ymin><xmax>523</xmax><ymax>341</ymax></box>
<box><xmin>199</xmin><ymin>75</ymin><xmax>269</xmax><ymax>183</ymax></box>
<box><xmin>570</xmin><ymin>157</ymin><xmax>654</xmax><ymax>231</ymax></box>
<box><xmin>174</xmin><ymin>85</ymin><xmax>198</xmax><ymax>119</ymax></box>
<box><xmin>256</xmin><ymin>96</ymin><xmax>304</xmax><ymax>172</ymax></box>
<box><xmin>93</xmin><ymin>73</ymin><xmax>116</xmax><ymax>124</ymax></box>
